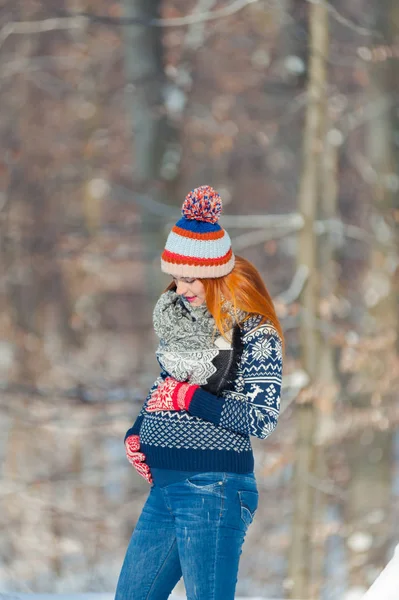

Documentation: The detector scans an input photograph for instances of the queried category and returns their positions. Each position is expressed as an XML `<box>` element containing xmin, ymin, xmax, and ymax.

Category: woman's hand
<box><xmin>146</xmin><ymin>376</ymin><xmax>199</xmax><ymax>412</ymax></box>
<box><xmin>125</xmin><ymin>434</ymin><xmax>153</xmax><ymax>484</ymax></box>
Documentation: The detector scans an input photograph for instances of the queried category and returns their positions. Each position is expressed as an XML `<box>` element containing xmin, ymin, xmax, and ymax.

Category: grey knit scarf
<box><xmin>153</xmin><ymin>290</ymin><xmax>246</xmax><ymax>386</ymax></box>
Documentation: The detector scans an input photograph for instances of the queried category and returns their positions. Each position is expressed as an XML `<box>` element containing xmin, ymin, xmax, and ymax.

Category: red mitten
<box><xmin>146</xmin><ymin>376</ymin><xmax>199</xmax><ymax>412</ymax></box>
<box><xmin>125</xmin><ymin>434</ymin><xmax>153</xmax><ymax>484</ymax></box>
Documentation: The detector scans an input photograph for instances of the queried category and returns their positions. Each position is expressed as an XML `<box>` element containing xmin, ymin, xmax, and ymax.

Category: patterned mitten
<box><xmin>146</xmin><ymin>376</ymin><xmax>199</xmax><ymax>412</ymax></box>
<box><xmin>125</xmin><ymin>434</ymin><xmax>153</xmax><ymax>484</ymax></box>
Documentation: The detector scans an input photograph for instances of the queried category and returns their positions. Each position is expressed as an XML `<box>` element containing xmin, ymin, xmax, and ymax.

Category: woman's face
<box><xmin>171</xmin><ymin>275</ymin><xmax>206</xmax><ymax>307</ymax></box>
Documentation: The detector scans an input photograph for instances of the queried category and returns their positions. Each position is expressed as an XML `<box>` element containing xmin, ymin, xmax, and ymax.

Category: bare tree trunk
<box><xmin>122</xmin><ymin>0</ymin><xmax>172</xmax><ymax>186</ymax></box>
<box><xmin>1</xmin><ymin>4</ymin><xmax>79</xmax><ymax>585</ymax></box>
<box><xmin>1</xmin><ymin>3</ymin><xmax>79</xmax><ymax>388</ymax></box>
<box><xmin>288</xmin><ymin>2</ymin><xmax>329</xmax><ymax>598</ymax></box>
<box><xmin>345</xmin><ymin>0</ymin><xmax>398</xmax><ymax>590</ymax></box>
<box><xmin>310</xmin><ymin>125</ymin><xmax>342</xmax><ymax>598</ymax></box>
<box><xmin>122</xmin><ymin>0</ymin><xmax>181</xmax><ymax>300</ymax></box>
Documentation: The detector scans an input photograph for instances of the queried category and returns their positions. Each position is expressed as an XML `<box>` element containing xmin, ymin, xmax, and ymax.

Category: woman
<box><xmin>115</xmin><ymin>186</ymin><xmax>284</xmax><ymax>600</ymax></box>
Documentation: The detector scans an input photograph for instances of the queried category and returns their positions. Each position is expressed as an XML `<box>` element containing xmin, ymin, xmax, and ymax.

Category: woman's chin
<box><xmin>192</xmin><ymin>299</ymin><xmax>205</xmax><ymax>307</ymax></box>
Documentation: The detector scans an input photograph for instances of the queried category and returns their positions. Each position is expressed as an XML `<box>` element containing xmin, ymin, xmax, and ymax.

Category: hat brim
<box><xmin>161</xmin><ymin>255</ymin><xmax>235</xmax><ymax>279</ymax></box>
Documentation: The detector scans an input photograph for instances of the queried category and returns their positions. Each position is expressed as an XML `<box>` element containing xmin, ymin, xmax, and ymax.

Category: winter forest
<box><xmin>0</xmin><ymin>0</ymin><xmax>398</xmax><ymax>598</ymax></box>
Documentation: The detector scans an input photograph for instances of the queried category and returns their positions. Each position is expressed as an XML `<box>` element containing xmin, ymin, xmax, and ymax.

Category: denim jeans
<box><xmin>115</xmin><ymin>471</ymin><xmax>259</xmax><ymax>600</ymax></box>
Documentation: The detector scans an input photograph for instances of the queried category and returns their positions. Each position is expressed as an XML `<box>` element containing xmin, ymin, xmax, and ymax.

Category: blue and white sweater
<box><xmin>125</xmin><ymin>315</ymin><xmax>283</xmax><ymax>474</ymax></box>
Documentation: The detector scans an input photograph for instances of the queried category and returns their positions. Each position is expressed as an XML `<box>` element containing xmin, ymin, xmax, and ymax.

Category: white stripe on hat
<box><xmin>164</xmin><ymin>230</ymin><xmax>232</xmax><ymax>259</ymax></box>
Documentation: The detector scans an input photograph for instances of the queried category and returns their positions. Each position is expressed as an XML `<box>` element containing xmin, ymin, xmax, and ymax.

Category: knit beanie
<box><xmin>161</xmin><ymin>185</ymin><xmax>235</xmax><ymax>279</ymax></box>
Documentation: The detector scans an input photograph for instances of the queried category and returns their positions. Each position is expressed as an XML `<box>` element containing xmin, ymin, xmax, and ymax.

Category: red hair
<box><xmin>165</xmin><ymin>255</ymin><xmax>284</xmax><ymax>350</ymax></box>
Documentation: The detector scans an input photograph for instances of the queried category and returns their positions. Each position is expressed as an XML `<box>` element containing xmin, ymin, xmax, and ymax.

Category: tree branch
<box><xmin>155</xmin><ymin>0</ymin><xmax>261</xmax><ymax>27</ymax></box>
<box><xmin>231</xmin><ymin>222</ymin><xmax>303</xmax><ymax>250</ymax></box>
<box><xmin>220</xmin><ymin>212</ymin><xmax>304</xmax><ymax>228</ymax></box>
<box><xmin>0</xmin><ymin>0</ymin><xmax>265</xmax><ymax>50</ymax></box>
<box><xmin>276</xmin><ymin>265</ymin><xmax>310</xmax><ymax>304</ymax></box>
<box><xmin>0</xmin><ymin>16</ymin><xmax>88</xmax><ymax>50</ymax></box>
<box><xmin>323</xmin><ymin>0</ymin><xmax>380</xmax><ymax>38</ymax></box>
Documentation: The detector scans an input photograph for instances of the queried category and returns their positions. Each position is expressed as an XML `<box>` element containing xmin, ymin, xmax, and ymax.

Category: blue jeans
<box><xmin>115</xmin><ymin>471</ymin><xmax>259</xmax><ymax>600</ymax></box>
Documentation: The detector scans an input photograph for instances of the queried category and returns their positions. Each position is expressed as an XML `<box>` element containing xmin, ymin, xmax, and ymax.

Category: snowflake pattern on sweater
<box><xmin>125</xmin><ymin>315</ymin><xmax>283</xmax><ymax>473</ymax></box>
<box><xmin>221</xmin><ymin>318</ymin><xmax>282</xmax><ymax>438</ymax></box>
<box><xmin>189</xmin><ymin>316</ymin><xmax>282</xmax><ymax>439</ymax></box>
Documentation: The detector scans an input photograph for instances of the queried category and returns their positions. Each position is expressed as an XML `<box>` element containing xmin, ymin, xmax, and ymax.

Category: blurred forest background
<box><xmin>0</xmin><ymin>0</ymin><xmax>398</xmax><ymax>599</ymax></box>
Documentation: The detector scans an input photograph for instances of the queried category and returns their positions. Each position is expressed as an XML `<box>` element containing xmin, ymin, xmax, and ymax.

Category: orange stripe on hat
<box><xmin>162</xmin><ymin>247</ymin><xmax>233</xmax><ymax>267</ymax></box>
<box><xmin>171</xmin><ymin>225</ymin><xmax>225</xmax><ymax>241</ymax></box>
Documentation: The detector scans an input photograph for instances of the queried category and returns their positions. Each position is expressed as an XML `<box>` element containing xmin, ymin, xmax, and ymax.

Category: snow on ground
<box><xmin>360</xmin><ymin>543</ymin><xmax>399</xmax><ymax>600</ymax></box>
<box><xmin>3</xmin><ymin>552</ymin><xmax>398</xmax><ymax>600</ymax></box>
<box><xmin>0</xmin><ymin>596</ymin><xmax>281</xmax><ymax>600</ymax></box>
<box><xmin>2</xmin><ymin>547</ymin><xmax>398</xmax><ymax>600</ymax></box>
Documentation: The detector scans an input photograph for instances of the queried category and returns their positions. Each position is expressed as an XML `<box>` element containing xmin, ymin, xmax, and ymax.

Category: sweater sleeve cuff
<box><xmin>124</xmin><ymin>414</ymin><xmax>144</xmax><ymax>442</ymax></box>
<box><xmin>187</xmin><ymin>387</ymin><xmax>225</xmax><ymax>425</ymax></box>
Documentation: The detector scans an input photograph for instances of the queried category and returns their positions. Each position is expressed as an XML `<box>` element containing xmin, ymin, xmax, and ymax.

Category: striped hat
<box><xmin>161</xmin><ymin>185</ymin><xmax>235</xmax><ymax>278</ymax></box>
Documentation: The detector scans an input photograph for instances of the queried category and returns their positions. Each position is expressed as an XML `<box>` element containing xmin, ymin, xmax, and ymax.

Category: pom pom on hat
<box><xmin>182</xmin><ymin>185</ymin><xmax>222</xmax><ymax>224</ymax></box>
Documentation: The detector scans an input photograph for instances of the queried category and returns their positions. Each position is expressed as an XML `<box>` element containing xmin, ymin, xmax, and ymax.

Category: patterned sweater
<box><xmin>125</xmin><ymin>315</ymin><xmax>283</xmax><ymax>473</ymax></box>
